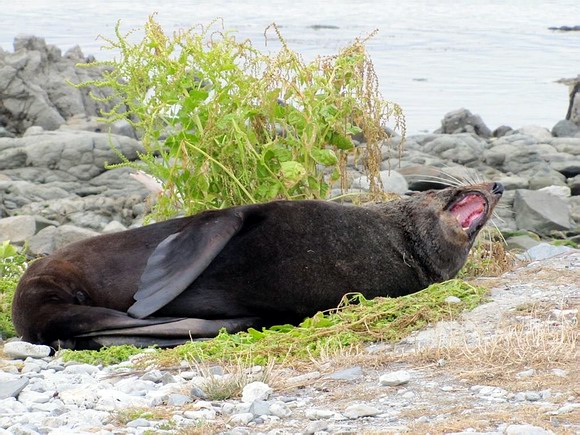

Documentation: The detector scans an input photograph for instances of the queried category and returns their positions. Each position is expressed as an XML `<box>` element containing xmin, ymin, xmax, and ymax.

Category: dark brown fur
<box><xmin>12</xmin><ymin>182</ymin><xmax>503</xmax><ymax>350</ymax></box>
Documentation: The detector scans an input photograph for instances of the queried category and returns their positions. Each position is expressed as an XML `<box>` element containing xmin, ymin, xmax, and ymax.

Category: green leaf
<box><xmin>328</xmin><ymin>132</ymin><xmax>354</xmax><ymax>150</ymax></box>
<box><xmin>310</xmin><ymin>149</ymin><xmax>338</xmax><ymax>166</ymax></box>
<box><xmin>280</xmin><ymin>161</ymin><xmax>306</xmax><ymax>184</ymax></box>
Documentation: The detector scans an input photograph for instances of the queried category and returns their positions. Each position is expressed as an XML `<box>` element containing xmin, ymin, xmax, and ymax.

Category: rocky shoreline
<box><xmin>1</xmin><ymin>36</ymin><xmax>579</xmax><ymax>434</ymax></box>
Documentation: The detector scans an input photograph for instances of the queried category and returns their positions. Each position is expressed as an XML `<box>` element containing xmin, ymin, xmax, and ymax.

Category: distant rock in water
<box><xmin>434</xmin><ymin>108</ymin><xmax>492</xmax><ymax>138</ymax></box>
<box><xmin>549</xmin><ymin>25</ymin><xmax>580</xmax><ymax>31</ymax></box>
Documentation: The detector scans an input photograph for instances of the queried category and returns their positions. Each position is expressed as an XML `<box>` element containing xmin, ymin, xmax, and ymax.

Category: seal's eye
<box><xmin>449</xmin><ymin>194</ymin><xmax>487</xmax><ymax>231</ymax></box>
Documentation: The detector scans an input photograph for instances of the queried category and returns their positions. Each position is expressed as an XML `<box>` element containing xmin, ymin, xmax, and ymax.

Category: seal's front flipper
<box><xmin>75</xmin><ymin>316</ymin><xmax>262</xmax><ymax>349</ymax></box>
<box><xmin>128</xmin><ymin>211</ymin><xmax>244</xmax><ymax>319</ymax></box>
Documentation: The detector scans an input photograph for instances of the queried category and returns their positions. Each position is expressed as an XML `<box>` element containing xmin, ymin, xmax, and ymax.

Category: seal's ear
<box><xmin>127</xmin><ymin>211</ymin><xmax>244</xmax><ymax>319</ymax></box>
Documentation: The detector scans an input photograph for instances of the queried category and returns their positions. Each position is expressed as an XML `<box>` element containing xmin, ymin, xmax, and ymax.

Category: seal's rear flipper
<box><xmin>73</xmin><ymin>317</ymin><xmax>261</xmax><ymax>349</ymax></box>
<box><xmin>128</xmin><ymin>211</ymin><xmax>244</xmax><ymax>319</ymax></box>
<box><xmin>37</xmin><ymin>304</ymin><xmax>260</xmax><ymax>350</ymax></box>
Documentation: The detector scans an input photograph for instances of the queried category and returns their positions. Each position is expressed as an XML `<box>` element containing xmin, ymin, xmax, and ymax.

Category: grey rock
<box><xmin>249</xmin><ymin>400</ymin><xmax>272</xmax><ymax>417</ymax></box>
<box><xmin>3</xmin><ymin>342</ymin><xmax>51</xmax><ymax>359</ymax></box>
<box><xmin>0</xmin><ymin>215</ymin><xmax>36</xmax><ymax>243</ymax></box>
<box><xmin>228</xmin><ymin>412</ymin><xmax>254</xmax><ymax>425</ymax></box>
<box><xmin>505</xmin><ymin>424</ymin><xmax>554</xmax><ymax>435</ymax></box>
<box><xmin>0</xmin><ymin>35</ymin><xmax>121</xmax><ymax>135</ymax></box>
<box><xmin>304</xmin><ymin>409</ymin><xmax>336</xmax><ymax>420</ymax></box>
<box><xmin>304</xmin><ymin>420</ymin><xmax>329</xmax><ymax>434</ymax></box>
<box><xmin>518</xmin><ymin>243</ymin><xmax>575</xmax><ymax>261</ymax></box>
<box><xmin>241</xmin><ymin>382</ymin><xmax>272</xmax><ymax>403</ymax></box>
<box><xmin>126</xmin><ymin>418</ymin><xmax>151</xmax><ymax>428</ymax></box>
<box><xmin>28</xmin><ymin>224</ymin><xmax>99</xmax><ymax>256</ymax></box>
<box><xmin>421</xmin><ymin>133</ymin><xmax>487</xmax><ymax>165</ymax></box>
<box><xmin>269</xmin><ymin>401</ymin><xmax>292</xmax><ymax>418</ymax></box>
<box><xmin>513</xmin><ymin>189</ymin><xmax>573</xmax><ymax>234</ymax></box>
<box><xmin>62</xmin><ymin>364</ymin><xmax>100</xmax><ymax>375</ymax></box>
<box><xmin>0</xmin><ymin>378</ymin><xmax>29</xmax><ymax>400</ymax></box>
<box><xmin>493</xmin><ymin>125</ymin><xmax>513</xmax><ymax>137</ymax></box>
<box><xmin>538</xmin><ymin>185</ymin><xmax>571</xmax><ymax>198</ymax></box>
<box><xmin>325</xmin><ymin>366</ymin><xmax>363</xmax><ymax>381</ymax></box>
<box><xmin>379</xmin><ymin>370</ymin><xmax>411</xmax><ymax>386</ymax></box>
<box><xmin>513</xmin><ymin>125</ymin><xmax>553</xmax><ymax>141</ymax></box>
<box><xmin>550</xmin><ymin>159</ymin><xmax>580</xmax><ymax>178</ymax></box>
<box><xmin>435</xmin><ymin>108</ymin><xmax>492</xmax><ymax>137</ymax></box>
<box><xmin>445</xmin><ymin>296</ymin><xmax>461</xmax><ymax>304</ymax></box>
<box><xmin>568</xmin><ymin>174</ymin><xmax>580</xmax><ymax>196</ymax></box>
<box><xmin>552</xmin><ymin>119</ymin><xmax>580</xmax><ymax>137</ymax></box>
<box><xmin>505</xmin><ymin>235</ymin><xmax>541</xmax><ymax>251</ymax></box>
<box><xmin>342</xmin><ymin>403</ymin><xmax>381</xmax><ymax>419</ymax></box>
<box><xmin>183</xmin><ymin>408</ymin><xmax>217</xmax><ymax>420</ymax></box>
<box><xmin>166</xmin><ymin>394</ymin><xmax>191</xmax><ymax>406</ymax></box>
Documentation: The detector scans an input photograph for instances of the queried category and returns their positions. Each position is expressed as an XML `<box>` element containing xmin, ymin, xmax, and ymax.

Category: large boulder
<box><xmin>434</xmin><ymin>108</ymin><xmax>492</xmax><ymax>138</ymax></box>
<box><xmin>513</xmin><ymin>189</ymin><xmax>574</xmax><ymax>235</ymax></box>
<box><xmin>0</xmin><ymin>36</ymin><xmax>121</xmax><ymax>135</ymax></box>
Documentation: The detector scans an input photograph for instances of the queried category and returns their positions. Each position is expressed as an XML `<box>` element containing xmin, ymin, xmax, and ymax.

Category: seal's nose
<box><xmin>492</xmin><ymin>182</ymin><xmax>504</xmax><ymax>195</ymax></box>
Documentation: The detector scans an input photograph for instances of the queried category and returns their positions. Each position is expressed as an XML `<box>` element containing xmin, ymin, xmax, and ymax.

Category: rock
<box><xmin>513</xmin><ymin>190</ymin><xmax>573</xmax><ymax>235</ymax></box>
<box><xmin>493</xmin><ymin>125</ymin><xmax>513</xmax><ymax>137</ymax></box>
<box><xmin>183</xmin><ymin>408</ymin><xmax>217</xmax><ymax>420</ymax></box>
<box><xmin>505</xmin><ymin>234</ymin><xmax>540</xmax><ymax>251</ymax></box>
<box><xmin>513</xmin><ymin>125</ymin><xmax>553</xmax><ymax>141</ymax></box>
<box><xmin>305</xmin><ymin>409</ymin><xmax>336</xmax><ymax>420</ymax></box>
<box><xmin>445</xmin><ymin>296</ymin><xmax>461</xmax><ymax>304</ymax></box>
<box><xmin>379</xmin><ymin>370</ymin><xmax>411</xmax><ymax>386</ymax></box>
<box><xmin>538</xmin><ymin>185</ymin><xmax>571</xmax><ymax>199</ymax></box>
<box><xmin>518</xmin><ymin>243</ymin><xmax>575</xmax><ymax>261</ymax></box>
<box><xmin>304</xmin><ymin>420</ymin><xmax>329</xmax><ymax>434</ymax></box>
<box><xmin>269</xmin><ymin>401</ymin><xmax>292</xmax><ymax>418</ymax></box>
<box><xmin>435</xmin><ymin>108</ymin><xmax>492</xmax><ymax>137</ymax></box>
<box><xmin>568</xmin><ymin>175</ymin><xmax>580</xmax><ymax>196</ymax></box>
<box><xmin>28</xmin><ymin>224</ymin><xmax>100</xmax><ymax>256</ymax></box>
<box><xmin>249</xmin><ymin>400</ymin><xmax>271</xmax><ymax>417</ymax></box>
<box><xmin>550</xmin><ymin>159</ymin><xmax>580</xmax><ymax>178</ymax></box>
<box><xmin>325</xmin><ymin>366</ymin><xmax>363</xmax><ymax>381</ymax></box>
<box><xmin>552</xmin><ymin>119</ymin><xmax>580</xmax><ymax>137</ymax></box>
<box><xmin>3</xmin><ymin>342</ymin><xmax>51</xmax><ymax>359</ymax></box>
<box><xmin>516</xmin><ymin>369</ymin><xmax>536</xmax><ymax>378</ymax></box>
<box><xmin>241</xmin><ymin>382</ymin><xmax>273</xmax><ymax>403</ymax></box>
<box><xmin>0</xmin><ymin>130</ymin><xmax>144</xmax><ymax>180</ymax></box>
<box><xmin>505</xmin><ymin>424</ymin><xmax>554</xmax><ymax>435</ymax></box>
<box><xmin>126</xmin><ymin>418</ymin><xmax>151</xmax><ymax>428</ymax></box>
<box><xmin>420</xmin><ymin>133</ymin><xmax>487</xmax><ymax>165</ymax></box>
<box><xmin>0</xmin><ymin>215</ymin><xmax>36</xmax><ymax>243</ymax></box>
<box><xmin>343</xmin><ymin>403</ymin><xmax>381</xmax><ymax>419</ymax></box>
<box><xmin>0</xmin><ymin>378</ymin><xmax>29</xmax><ymax>400</ymax></box>
<box><xmin>351</xmin><ymin>170</ymin><xmax>408</xmax><ymax>194</ymax></box>
<box><xmin>228</xmin><ymin>412</ymin><xmax>254</xmax><ymax>425</ymax></box>
<box><xmin>0</xmin><ymin>36</ymin><xmax>121</xmax><ymax>135</ymax></box>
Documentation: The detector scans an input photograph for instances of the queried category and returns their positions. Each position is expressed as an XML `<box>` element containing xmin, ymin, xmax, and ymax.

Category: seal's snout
<box><xmin>492</xmin><ymin>182</ymin><xmax>504</xmax><ymax>196</ymax></box>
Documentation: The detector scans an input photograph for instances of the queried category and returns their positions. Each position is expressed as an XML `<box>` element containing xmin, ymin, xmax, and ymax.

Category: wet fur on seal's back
<box><xmin>12</xmin><ymin>182</ymin><xmax>503</xmax><ymax>349</ymax></box>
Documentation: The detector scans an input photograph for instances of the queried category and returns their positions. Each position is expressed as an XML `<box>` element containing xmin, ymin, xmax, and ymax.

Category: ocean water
<box><xmin>1</xmin><ymin>0</ymin><xmax>579</xmax><ymax>134</ymax></box>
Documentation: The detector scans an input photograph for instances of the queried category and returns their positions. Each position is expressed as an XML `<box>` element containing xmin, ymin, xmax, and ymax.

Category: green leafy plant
<box><xmin>0</xmin><ymin>241</ymin><xmax>28</xmax><ymax>339</ymax></box>
<box><xmin>76</xmin><ymin>17</ymin><xmax>405</xmax><ymax>219</ymax></box>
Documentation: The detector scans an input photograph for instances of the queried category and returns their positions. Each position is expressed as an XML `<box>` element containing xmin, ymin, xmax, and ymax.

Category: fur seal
<box><xmin>12</xmin><ymin>182</ymin><xmax>503</xmax><ymax>350</ymax></box>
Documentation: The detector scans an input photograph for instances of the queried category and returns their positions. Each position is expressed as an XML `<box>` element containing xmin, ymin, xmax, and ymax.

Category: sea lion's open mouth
<box><xmin>449</xmin><ymin>193</ymin><xmax>488</xmax><ymax>233</ymax></box>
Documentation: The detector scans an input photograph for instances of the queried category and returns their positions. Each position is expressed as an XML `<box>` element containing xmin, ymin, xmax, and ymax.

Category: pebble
<box><xmin>342</xmin><ymin>403</ymin><xmax>382</xmax><ymax>419</ymax></box>
<box><xmin>241</xmin><ymin>382</ymin><xmax>272</xmax><ymax>403</ymax></box>
<box><xmin>445</xmin><ymin>296</ymin><xmax>462</xmax><ymax>304</ymax></box>
<box><xmin>228</xmin><ymin>412</ymin><xmax>254</xmax><ymax>425</ymax></box>
<box><xmin>379</xmin><ymin>370</ymin><xmax>411</xmax><ymax>386</ymax></box>
<box><xmin>3</xmin><ymin>342</ymin><xmax>51</xmax><ymax>359</ymax></box>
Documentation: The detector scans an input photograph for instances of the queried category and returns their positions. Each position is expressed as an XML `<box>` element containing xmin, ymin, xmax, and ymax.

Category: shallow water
<box><xmin>1</xmin><ymin>0</ymin><xmax>578</xmax><ymax>133</ymax></box>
